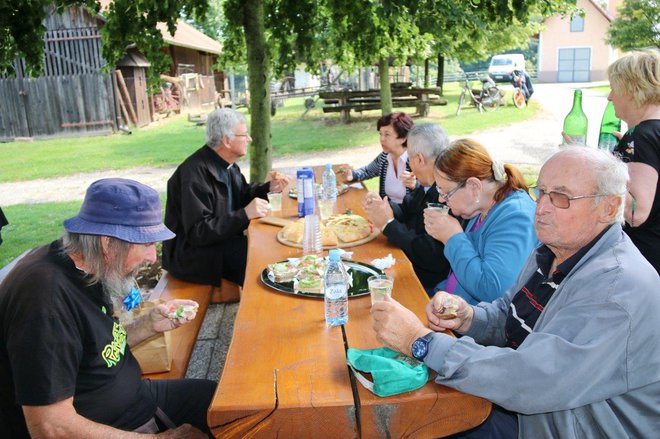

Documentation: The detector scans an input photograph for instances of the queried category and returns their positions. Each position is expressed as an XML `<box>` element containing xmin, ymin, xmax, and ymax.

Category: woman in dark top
<box><xmin>607</xmin><ymin>49</ymin><xmax>660</xmax><ymax>273</ymax></box>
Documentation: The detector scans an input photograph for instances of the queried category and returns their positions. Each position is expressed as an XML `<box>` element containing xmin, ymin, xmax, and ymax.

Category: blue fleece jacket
<box><xmin>434</xmin><ymin>190</ymin><xmax>538</xmax><ymax>304</ymax></box>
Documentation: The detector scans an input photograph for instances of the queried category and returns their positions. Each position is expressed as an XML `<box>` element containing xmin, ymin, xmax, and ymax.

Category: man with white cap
<box><xmin>0</xmin><ymin>178</ymin><xmax>213</xmax><ymax>438</ymax></box>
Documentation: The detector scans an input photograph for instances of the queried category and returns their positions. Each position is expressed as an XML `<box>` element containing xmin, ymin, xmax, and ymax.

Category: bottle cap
<box><xmin>326</xmin><ymin>163</ymin><xmax>332</xmax><ymax>171</ymax></box>
<box><xmin>328</xmin><ymin>249</ymin><xmax>341</xmax><ymax>262</ymax></box>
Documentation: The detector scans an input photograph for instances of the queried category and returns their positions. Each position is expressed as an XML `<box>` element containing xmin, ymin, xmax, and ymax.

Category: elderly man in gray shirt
<box><xmin>372</xmin><ymin>147</ymin><xmax>660</xmax><ymax>438</ymax></box>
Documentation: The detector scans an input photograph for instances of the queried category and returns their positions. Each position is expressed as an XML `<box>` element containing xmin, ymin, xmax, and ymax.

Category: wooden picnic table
<box><xmin>320</xmin><ymin>88</ymin><xmax>447</xmax><ymax>122</ymax></box>
<box><xmin>208</xmin><ymin>165</ymin><xmax>490</xmax><ymax>438</ymax></box>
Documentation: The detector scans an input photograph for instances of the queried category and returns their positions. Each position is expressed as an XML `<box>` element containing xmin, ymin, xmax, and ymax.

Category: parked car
<box><xmin>488</xmin><ymin>54</ymin><xmax>525</xmax><ymax>82</ymax></box>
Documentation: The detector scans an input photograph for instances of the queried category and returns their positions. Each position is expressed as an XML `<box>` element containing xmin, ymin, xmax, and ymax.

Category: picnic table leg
<box><xmin>339</xmin><ymin>96</ymin><xmax>350</xmax><ymax>123</ymax></box>
<box><xmin>418</xmin><ymin>93</ymin><xmax>430</xmax><ymax>117</ymax></box>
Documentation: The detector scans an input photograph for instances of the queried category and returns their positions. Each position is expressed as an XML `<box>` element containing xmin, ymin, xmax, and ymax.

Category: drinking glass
<box><xmin>426</xmin><ymin>202</ymin><xmax>450</xmax><ymax>215</ymax></box>
<box><xmin>267</xmin><ymin>192</ymin><xmax>282</xmax><ymax>211</ymax></box>
<box><xmin>368</xmin><ymin>274</ymin><xmax>394</xmax><ymax>305</ymax></box>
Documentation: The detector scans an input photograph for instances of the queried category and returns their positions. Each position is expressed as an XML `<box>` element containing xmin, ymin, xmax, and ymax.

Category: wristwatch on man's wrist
<box><xmin>411</xmin><ymin>332</ymin><xmax>434</xmax><ymax>361</ymax></box>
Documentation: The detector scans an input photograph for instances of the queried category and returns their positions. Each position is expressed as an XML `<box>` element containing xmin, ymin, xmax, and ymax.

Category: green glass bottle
<box><xmin>597</xmin><ymin>101</ymin><xmax>621</xmax><ymax>151</ymax></box>
<box><xmin>562</xmin><ymin>89</ymin><xmax>588</xmax><ymax>145</ymax></box>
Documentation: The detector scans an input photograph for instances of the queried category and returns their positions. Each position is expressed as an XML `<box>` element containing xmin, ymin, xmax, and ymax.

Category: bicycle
<box><xmin>456</xmin><ymin>73</ymin><xmax>504</xmax><ymax>116</ymax></box>
<box><xmin>510</xmin><ymin>70</ymin><xmax>533</xmax><ymax>109</ymax></box>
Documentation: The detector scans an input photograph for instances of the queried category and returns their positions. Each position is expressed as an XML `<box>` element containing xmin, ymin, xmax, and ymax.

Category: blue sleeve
<box><xmin>444</xmin><ymin>194</ymin><xmax>537</xmax><ymax>303</ymax></box>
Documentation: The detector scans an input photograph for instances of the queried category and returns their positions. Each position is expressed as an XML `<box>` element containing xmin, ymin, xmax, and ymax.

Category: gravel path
<box><xmin>1</xmin><ymin>83</ymin><xmax>608</xmax><ymax>207</ymax></box>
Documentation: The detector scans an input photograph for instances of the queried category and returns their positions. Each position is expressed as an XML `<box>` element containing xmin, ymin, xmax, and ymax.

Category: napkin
<box><xmin>371</xmin><ymin>254</ymin><xmax>395</xmax><ymax>270</ymax></box>
<box><xmin>337</xmin><ymin>249</ymin><xmax>354</xmax><ymax>260</ymax></box>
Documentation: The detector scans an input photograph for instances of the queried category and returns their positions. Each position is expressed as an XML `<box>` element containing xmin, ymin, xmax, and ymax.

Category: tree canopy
<box><xmin>607</xmin><ymin>0</ymin><xmax>660</xmax><ymax>51</ymax></box>
<box><xmin>1</xmin><ymin>0</ymin><xmax>578</xmax><ymax>182</ymax></box>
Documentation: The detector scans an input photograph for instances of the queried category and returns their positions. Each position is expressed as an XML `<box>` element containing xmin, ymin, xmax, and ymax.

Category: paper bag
<box><xmin>132</xmin><ymin>330</ymin><xmax>172</xmax><ymax>374</ymax></box>
<box><xmin>127</xmin><ymin>300</ymin><xmax>172</xmax><ymax>374</ymax></box>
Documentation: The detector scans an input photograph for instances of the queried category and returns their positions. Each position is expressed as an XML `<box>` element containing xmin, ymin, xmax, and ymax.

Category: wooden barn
<box><xmin>0</xmin><ymin>5</ymin><xmax>114</xmax><ymax>140</ymax></box>
<box><xmin>0</xmin><ymin>3</ymin><xmax>225</xmax><ymax>141</ymax></box>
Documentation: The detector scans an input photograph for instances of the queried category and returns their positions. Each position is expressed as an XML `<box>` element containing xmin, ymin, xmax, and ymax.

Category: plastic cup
<box><xmin>267</xmin><ymin>192</ymin><xmax>282</xmax><ymax>211</ymax></box>
<box><xmin>319</xmin><ymin>198</ymin><xmax>334</xmax><ymax>220</ymax></box>
<box><xmin>368</xmin><ymin>274</ymin><xmax>394</xmax><ymax>305</ymax></box>
<box><xmin>426</xmin><ymin>202</ymin><xmax>450</xmax><ymax>215</ymax></box>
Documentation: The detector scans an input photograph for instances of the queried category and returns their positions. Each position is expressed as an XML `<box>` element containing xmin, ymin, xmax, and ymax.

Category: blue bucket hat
<box><xmin>63</xmin><ymin>178</ymin><xmax>175</xmax><ymax>244</ymax></box>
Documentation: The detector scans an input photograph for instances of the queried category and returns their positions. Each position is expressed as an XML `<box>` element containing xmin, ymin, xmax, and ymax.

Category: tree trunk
<box><xmin>378</xmin><ymin>57</ymin><xmax>392</xmax><ymax>115</ymax></box>
<box><xmin>243</xmin><ymin>0</ymin><xmax>271</xmax><ymax>183</ymax></box>
<box><xmin>436</xmin><ymin>53</ymin><xmax>445</xmax><ymax>95</ymax></box>
<box><xmin>424</xmin><ymin>58</ymin><xmax>429</xmax><ymax>88</ymax></box>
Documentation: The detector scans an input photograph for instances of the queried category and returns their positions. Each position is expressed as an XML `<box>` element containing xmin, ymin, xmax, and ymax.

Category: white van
<box><xmin>488</xmin><ymin>54</ymin><xmax>525</xmax><ymax>82</ymax></box>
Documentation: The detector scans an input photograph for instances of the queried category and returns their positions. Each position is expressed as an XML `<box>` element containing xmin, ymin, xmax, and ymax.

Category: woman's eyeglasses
<box><xmin>438</xmin><ymin>181</ymin><xmax>465</xmax><ymax>201</ymax></box>
<box><xmin>532</xmin><ymin>187</ymin><xmax>604</xmax><ymax>209</ymax></box>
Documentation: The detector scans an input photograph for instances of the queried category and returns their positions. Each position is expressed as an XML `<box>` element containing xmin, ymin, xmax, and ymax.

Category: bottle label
<box><xmin>598</xmin><ymin>134</ymin><xmax>618</xmax><ymax>151</ymax></box>
<box><xmin>563</xmin><ymin>135</ymin><xmax>586</xmax><ymax>145</ymax></box>
<box><xmin>325</xmin><ymin>284</ymin><xmax>347</xmax><ymax>299</ymax></box>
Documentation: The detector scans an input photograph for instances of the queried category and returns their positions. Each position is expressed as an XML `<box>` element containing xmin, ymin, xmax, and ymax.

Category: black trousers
<box><xmin>220</xmin><ymin>235</ymin><xmax>248</xmax><ymax>285</ymax></box>
<box><xmin>143</xmin><ymin>378</ymin><xmax>216</xmax><ymax>436</ymax></box>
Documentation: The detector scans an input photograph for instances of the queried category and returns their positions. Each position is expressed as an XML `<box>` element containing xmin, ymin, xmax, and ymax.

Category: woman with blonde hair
<box><xmin>607</xmin><ymin>48</ymin><xmax>660</xmax><ymax>273</ymax></box>
<box><xmin>424</xmin><ymin>138</ymin><xmax>538</xmax><ymax>304</ymax></box>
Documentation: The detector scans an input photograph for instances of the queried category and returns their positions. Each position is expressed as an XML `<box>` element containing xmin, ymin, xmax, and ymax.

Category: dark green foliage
<box><xmin>607</xmin><ymin>0</ymin><xmax>660</xmax><ymax>51</ymax></box>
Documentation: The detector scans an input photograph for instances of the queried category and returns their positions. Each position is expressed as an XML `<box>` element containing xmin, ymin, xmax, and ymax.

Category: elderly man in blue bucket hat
<box><xmin>0</xmin><ymin>178</ymin><xmax>214</xmax><ymax>438</ymax></box>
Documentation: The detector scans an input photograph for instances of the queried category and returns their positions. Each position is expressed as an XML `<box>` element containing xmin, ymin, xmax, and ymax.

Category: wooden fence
<box><xmin>0</xmin><ymin>8</ymin><xmax>117</xmax><ymax>141</ymax></box>
<box><xmin>0</xmin><ymin>74</ymin><xmax>115</xmax><ymax>140</ymax></box>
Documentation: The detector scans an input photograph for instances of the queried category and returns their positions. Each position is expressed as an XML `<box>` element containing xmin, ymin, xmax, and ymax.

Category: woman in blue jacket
<box><xmin>424</xmin><ymin>138</ymin><xmax>538</xmax><ymax>304</ymax></box>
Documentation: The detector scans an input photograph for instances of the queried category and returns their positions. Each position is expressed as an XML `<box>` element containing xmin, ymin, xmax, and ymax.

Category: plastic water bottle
<box><xmin>322</xmin><ymin>163</ymin><xmax>337</xmax><ymax>202</ymax></box>
<box><xmin>324</xmin><ymin>249</ymin><xmax>348</xmax><ymax>326</ymax></box>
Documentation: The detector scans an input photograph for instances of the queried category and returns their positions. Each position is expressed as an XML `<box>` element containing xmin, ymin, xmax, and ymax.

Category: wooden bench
<box><xmin>141</xmin><ymin>271</ymin><xmax>213</xmax><ymax>380</ymax></box>
<box><xmin>320</xmin><ymin>88</ymin><xmax>447</xmax><ymax>121</ymax></box>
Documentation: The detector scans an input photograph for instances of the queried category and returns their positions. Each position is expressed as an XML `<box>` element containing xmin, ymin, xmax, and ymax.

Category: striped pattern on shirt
<box><xmin>351</xmin><ymin>151</ymin><xmax>412</xmax><ymax>200</ymax></box>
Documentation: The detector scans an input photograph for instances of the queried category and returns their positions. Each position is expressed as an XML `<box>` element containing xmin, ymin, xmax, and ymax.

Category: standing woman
<box><xmin>607</xmin><ymin>48</ymin><xmax>660</xmax><ymax>274</ymax></box>
<box><xmin>342</xmin><ymin>112</ymin><xmax>416</xmax><ymax>203</ymax></box>
<box><xmin>424</xmin><ymin>139</ymin><xmax>538</xmax><ymax>305</ymax></box>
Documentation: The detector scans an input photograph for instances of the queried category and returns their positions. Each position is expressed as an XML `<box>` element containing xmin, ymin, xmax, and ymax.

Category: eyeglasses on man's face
<box><xmin>234</xmin><ymin>132</ymin><xmax>251</xmax><ymax>138</ymax></box>
<box><xmin>438</xmin><ymin>181</ymin><xmax>465</xmax><ymax>201</ymax></box>
<box><xmin>532</xmin><ymin>187</ymin><xmax>604</xmax><ymax>209</ymax></box>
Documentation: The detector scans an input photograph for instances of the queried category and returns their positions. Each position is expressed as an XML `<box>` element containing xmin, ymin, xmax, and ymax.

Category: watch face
<box><xmin>412</xmin><ymin>338</ymin><xmax>429</xmax><ymax>360</ymax></box>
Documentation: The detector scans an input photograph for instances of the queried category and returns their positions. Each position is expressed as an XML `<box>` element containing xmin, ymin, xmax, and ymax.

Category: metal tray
<box><xmin>260</xmin><ymin>260</ymin><xmax>383</xmax><ymax>298</ymax></box>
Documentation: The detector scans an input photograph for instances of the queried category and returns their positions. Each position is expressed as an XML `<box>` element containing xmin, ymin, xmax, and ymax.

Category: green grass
<box><xmin>0</xmin><ymin>201</ymin><xmax>82</xmax><ymax>266</ymax></box>
<box><xmin>0</xmin><ymin>85</ymin><xmax>539</xmax><ymax>182</ymax></box>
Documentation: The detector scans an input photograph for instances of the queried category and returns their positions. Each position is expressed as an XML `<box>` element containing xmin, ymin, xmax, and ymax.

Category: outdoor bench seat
<box><xmin>141</xmin><ymin>271</ymin><xmax>213</xmax><ymax>380</ymax></box>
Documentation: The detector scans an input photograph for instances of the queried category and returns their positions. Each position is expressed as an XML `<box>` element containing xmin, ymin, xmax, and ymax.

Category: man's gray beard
<box><xmin>101</xmin><ymin>269</ymin><xmax>137</xmax><ymax>305</ymax></box>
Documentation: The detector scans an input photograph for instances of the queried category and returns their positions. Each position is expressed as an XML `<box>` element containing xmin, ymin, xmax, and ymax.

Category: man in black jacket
<box><xmin>163</xmin><ymin>109</ymin><xmax>289</xmax><ymax>286</ymax></box>
<box><xmin>362</xmin><ymin>123</ymin><xmax>457</xmax><ymax>291</ymax></box>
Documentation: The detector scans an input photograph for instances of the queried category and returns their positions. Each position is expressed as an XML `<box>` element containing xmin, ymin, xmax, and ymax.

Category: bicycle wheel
<box><xmin>456</xmin><ymin>90</ymin><xmax>466</xmax><ymax>116</ymax></box>
<box><xmin>483</xmin><ymin>88</ymin><xmax>502</xmax><ymax>112</ymax></box>
<box><xmin>512</xmin><ymin>89</ymin><xmax>526</xmax><ymax>109</ymax></box>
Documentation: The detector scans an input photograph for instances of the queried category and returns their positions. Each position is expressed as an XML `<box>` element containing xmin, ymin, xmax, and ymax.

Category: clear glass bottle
<box><xmin>562</xmin><ymin>89</ymin><xmax>588</xmax><ymax>145</ymax></box>
<box><xmin>324</xmin><ymin>249</ymin><xmax>348</xmax><ymax>326</ymax></box>
<box><xmin>597</xmin><ymin>101</ymin><xmax>621</xmax><ymax>151</ymax></box>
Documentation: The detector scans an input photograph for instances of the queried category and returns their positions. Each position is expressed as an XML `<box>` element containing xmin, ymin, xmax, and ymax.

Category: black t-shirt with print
<box><xmin>614</xmin><ymin>119</ymin><xmax>660</xmax><ymax>273</ymax></box>
<box><xmin>0</xmin><ymin>241</ymin><xmax>156</xmax><ymax>437</ymax></box>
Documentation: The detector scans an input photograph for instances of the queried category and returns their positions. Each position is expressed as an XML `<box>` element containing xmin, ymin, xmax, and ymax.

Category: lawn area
<box><xmin>0</xmin><ymin>81</ymin><xmax>540</xmax><ymax>182</ymax></box>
